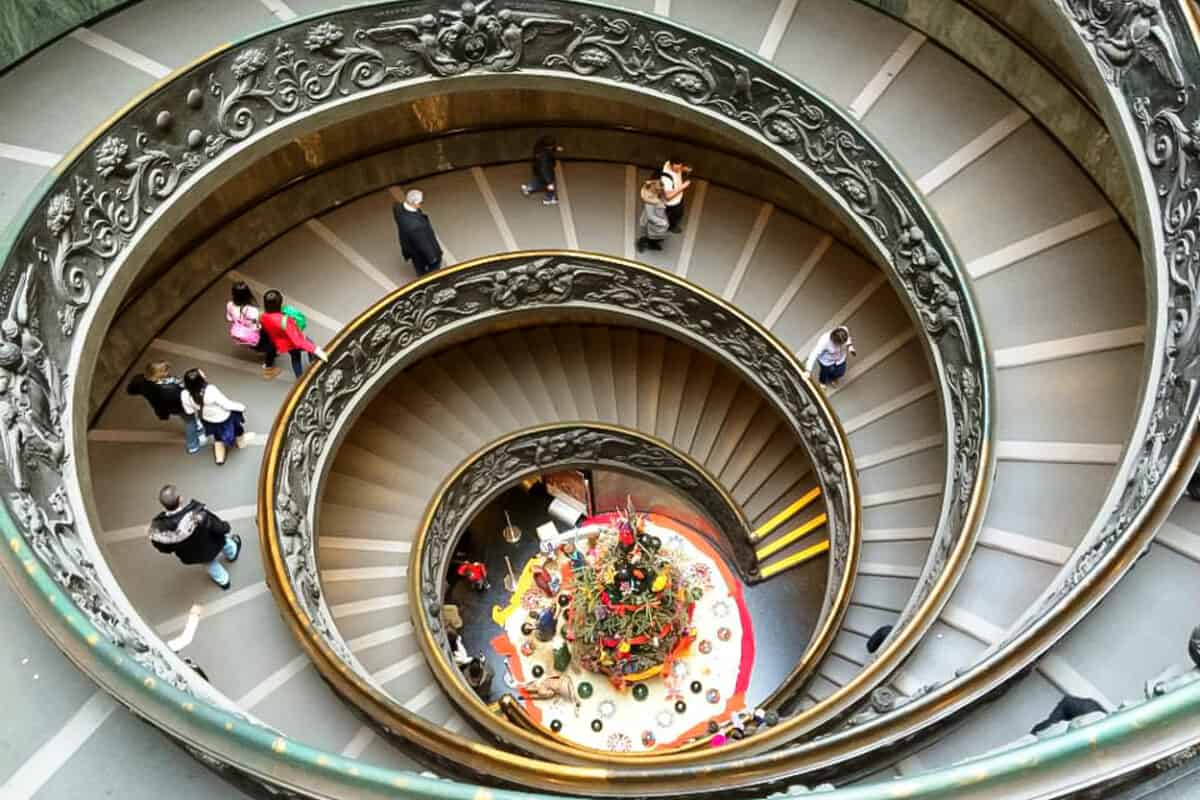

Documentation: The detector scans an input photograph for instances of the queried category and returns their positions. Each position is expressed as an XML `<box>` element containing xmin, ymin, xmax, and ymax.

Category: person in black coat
<box><xmin>521</xmin><ymin>135</ymin><xmax>563</xmax><ymax>205</ymax></box>
<box><xmin>148</xmin><ymin>484</ymin><xmax>242</xmax><ymax>589</ymax></box>
<box><xmin>393</xmin><ymin>189</ymin><xmax>443</xmax><ymax>276</ymax></box>
<box><xmin>1030</xmin><ymin>694</ymin><xmax>1105</xmax><ymax>735</ymax></box>
<box><xmin>126</xmin><ymin>360</ymin><xmax>203</xmax><ymax>454</ymax></box>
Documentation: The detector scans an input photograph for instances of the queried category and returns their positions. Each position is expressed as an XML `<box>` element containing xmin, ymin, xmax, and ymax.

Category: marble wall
<box><xmin>0</xmin><ymin>0</ymin><xmax>132</xmax><ymax>72</ymax></box>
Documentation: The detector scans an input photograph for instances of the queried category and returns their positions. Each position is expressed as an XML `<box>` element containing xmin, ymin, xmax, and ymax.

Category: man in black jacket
<box><xmin>392</xmin><ymin>189</ymin><xmax>443</xmax><ymax>276</ymax></box>
<box><xmin>148</xmin><ymin>484</ymin><xmax>241</xmax><ymax>589</ymax></box>
<box><xmin>126</xmin><ymin>361</ymin><xmax>203</xmax><ymax>454</ymax></box>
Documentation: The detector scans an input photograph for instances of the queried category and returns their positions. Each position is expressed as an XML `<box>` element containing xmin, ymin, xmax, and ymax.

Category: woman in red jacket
<box><xmin>259</xmin><ymin>290</ymin><xmax>327</xmax><ymax>377</ymax></box>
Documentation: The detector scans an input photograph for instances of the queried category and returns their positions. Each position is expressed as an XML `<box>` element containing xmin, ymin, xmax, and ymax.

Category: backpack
<box><xmin>282</xmin><ymin>304</ymin><xmax>307</xmax><ymax>331</ymax></box>
<box><xmin>228</xmin><ymin>307</ymin><xmax>260</xmax><ymax>347</ymax></box>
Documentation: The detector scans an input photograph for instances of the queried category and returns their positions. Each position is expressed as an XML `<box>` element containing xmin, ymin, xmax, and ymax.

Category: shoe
<box><xmin>228</xmin><ymin>534</ymin><xmax>243</xmax><ymax>563</ymax></box>
<box><xmin>521</xmin><ymin>184</ymin><xmax>533</xmax><ymax>196</ymax></box>
<box><xmin>636</xmin><ymin>238</ymin><xmax>647</xmax><ymax>253</ymax></box>
<box><xmin>217</xmin><ymin>579</ymin><xmax>231</xmax><ymax>591</ymax></box>
<box><xmin>669</xmin><ymin>226</ymin><xmax>683</xmax><ymax>234</ymax></box>
<box><xmin>543</xmin><ymin>197</ymin><xmax>558</xmax><ymax>206</ymax></box>
<box><xmin>649</xmin><ymin>240</ymin><xmax>664</xmax><ymax>251</ymax></box>
<box><xmin>262</xmin><ymin>366</ymin><xmax>281</xmax><ymax>380</ymax></box>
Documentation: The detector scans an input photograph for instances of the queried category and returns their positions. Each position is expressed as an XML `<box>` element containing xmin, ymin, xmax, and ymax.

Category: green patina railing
<box><xmin>6</xmin><ymin>490</ymin><xmax>1200</xmax><ymax>797</ymax></box>
<box><xmin>1</xmin><ymin>0</ymin><xmax>1199</xmax><ymax>796</ymax></box>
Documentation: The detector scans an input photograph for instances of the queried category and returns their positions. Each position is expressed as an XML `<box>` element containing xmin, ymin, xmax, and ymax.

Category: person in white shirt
<box><xmin>806</xmin><ymin>326</ymin><xmax>856</xmax><ymax>387</ymax></box>
<box><xmin>660</xmin><ymin>157</ymin><xmax>692</xmax><ymax>234</ymax></box>
<box><xmin>181</xmin><ymin>368</ymin><xmax>248</xmax><ymax>465</ymax></box>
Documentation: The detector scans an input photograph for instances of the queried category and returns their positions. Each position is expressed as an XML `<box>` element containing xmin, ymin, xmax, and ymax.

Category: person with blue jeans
<box><xmin>148</xmin><ymin>484</ymin><xmax>242</xmax><ymax>589</ymax></box>
<box><xmin>259</xmin><ymin>290</ymin><xmax>328</xmax><ymax>378</ymax></box>
<box><xmin>126</xmin><ymin>360</ymin><xmax>206</xmax><ymax>454</ymax></box>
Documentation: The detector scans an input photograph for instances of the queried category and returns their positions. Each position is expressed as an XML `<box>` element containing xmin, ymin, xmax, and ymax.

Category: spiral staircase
<box><xmin>3</xmin><ymin>1</ymin><xmax>1200</xmax><ymax>798</ymax></box>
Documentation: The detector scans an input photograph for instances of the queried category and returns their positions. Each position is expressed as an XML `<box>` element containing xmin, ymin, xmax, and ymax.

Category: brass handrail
<box><xmin>8</xmin><ymin>0</ymin><xmax>994</xmax><ymax>788</ymax></box>
<box><xmin>71</xmin><ymin>1</ymin><xmax>1200</xmax><ymax>796</ymax></box>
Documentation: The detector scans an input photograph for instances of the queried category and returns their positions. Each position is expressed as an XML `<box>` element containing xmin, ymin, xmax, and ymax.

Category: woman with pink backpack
<box><xmin>226</xmin><ymin>282</ymin><xmax>281</xmax><ymax>380</ymax></box>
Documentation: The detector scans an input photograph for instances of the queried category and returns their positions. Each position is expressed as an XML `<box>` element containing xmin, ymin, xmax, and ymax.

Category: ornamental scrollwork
<box><xmin>34</xmin><ymin>130</ymin><xmax>200</xmax><ymax>335</ymax></box>
<box><xmin>0</xmin><ymin>0</ymin><xmax>1000</xmax><ymax>769</ymax></box>
<box><xmin>1034</xmin><ymin>0</ymin><xmax>1199</xmax><ymax>618</ymax></box>
<box><xmin>205</xmin><ymin>27</ymin><xmax>414</xmax><ymax>158</ymax></box>
<box><xmin>1064</xmin><ymin>0</ymin><xmax>1185</xmax><ymax>88</ymax></box>
<box><xmin>265</xmin><ymin>255</ymin><xmax>855</xmax><ymax>706</ymax></box>
<box><xmin>360</xmin><ymin>0</ymin><xmax>572</xmax><ymax>74</ymax></box>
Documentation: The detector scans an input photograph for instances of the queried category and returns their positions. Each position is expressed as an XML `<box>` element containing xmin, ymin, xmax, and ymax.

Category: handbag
<box><xmin>229</xmin><ymin>307</ymin><xmax>260</xmax><ymax>347</ymax></box>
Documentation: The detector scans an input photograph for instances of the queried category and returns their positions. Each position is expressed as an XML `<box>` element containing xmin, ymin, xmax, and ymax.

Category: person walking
<box><xmin>660</xmin><ymin>156</ymin><xmax>692</xmax><ymax>234</ymax></box>
<box><xmin>636</xmin><ymin>179</ymin><xmax>670</xmax><ymax>252</ymax></box>
<box><xmin>806</xmin><ymin>325</ymin><xmax>856</xmax><ymax>387</ymax></box>
<box><xmin>181</xmin><ymin>369</ymin><xmax>247</xmax><ymax>466</ymax></box>
<box><xmin>393</xmin><ymin>189</ymin><xmax>443</xmax><ymax>276</ymax></box>
<box><xmin>521</xmin><ymin>135</ymin><xmax>563</xmax><ymax>205</ymax></box>
<box><xmin>125</xmin><ymin>360</ymin><xmax>205</xmax><ymax>454</ymax></box>
<box><xmin>148</xmin><ymin>484</ymin><xmax>242</xmax><ymax>590</ymax></box>
<box><xmin>259</xmin><ymin>290</ymin><xmax>327</xmax><ymax>378</ymax></box>
<box><xmin>226</xmin><ymin>281</ymin><xmax>280</xmax><ymax>380</ymax></box>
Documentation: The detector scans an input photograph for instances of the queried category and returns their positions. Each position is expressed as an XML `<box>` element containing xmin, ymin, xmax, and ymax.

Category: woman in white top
<box><xmin>181</xmin><ymin>369</ymin><xmax>247</xmax><ymax>465</ymax></box>
<box><xmin>660</xmin><ymin>157</ymin><xmax>692</xmax><ymax>234</ymax></box>
<box><xmin>806</xmin><ymin>326</ymin><xmax>856</xmax><ymax>387</ymax></box>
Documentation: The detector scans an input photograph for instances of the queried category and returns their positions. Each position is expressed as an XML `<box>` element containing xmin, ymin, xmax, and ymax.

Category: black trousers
<box><xmin>1030</xmin><ymin>695</ymin><xmax>1104</xmax><ymax>734</ymax></box>
<box><xmin>414</xmin><ymin>258</ymin><xmax>443</xmax><ymax>277</ymax></box>
<box><xmin>666</xmin><ymin>203</ymin><xmax>685</xmax><ymax>231</ymax></box>
<box><xmin>254</xmin><ymin>333</ymin><xmax>277</xmax><ymax>365</ymax></box>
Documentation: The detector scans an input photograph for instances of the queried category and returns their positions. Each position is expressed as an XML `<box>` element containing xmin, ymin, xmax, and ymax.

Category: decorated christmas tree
<box><xmin>565</xmin><ymin>499</ymin><xmax>701</xmax><ymax>685</ymax></box>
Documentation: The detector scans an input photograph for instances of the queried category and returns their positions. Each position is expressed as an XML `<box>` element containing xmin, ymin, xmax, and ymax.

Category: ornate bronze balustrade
<box><xmin>0</xmin><ymin>1</ymin><xmax>990</xmax><ymax>757</ymax></box>
<box><xmin>262</xmin><ymin>251</ymin><xmax>859</xmax><ymax>767</ymax></box>
<box><xmin>9</xmin><ymin>0</ymin><xmax>1197</xmax><ymax>795</ymax></box>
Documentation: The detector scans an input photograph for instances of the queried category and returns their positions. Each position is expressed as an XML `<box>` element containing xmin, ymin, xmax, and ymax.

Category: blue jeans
<box><xmin>205</xmin><ymin>535</ymin><xmax>239</xmax><ymax>586</ymax></box>
<box><xmin>179</xmin><ymin>413</ymin><xmax>203</xmax><ymax>454</ymax></box>
<box><xmin>289</xmin><ymin>349</ymin><xmax>309</xmax><ymax>378</ymax></box>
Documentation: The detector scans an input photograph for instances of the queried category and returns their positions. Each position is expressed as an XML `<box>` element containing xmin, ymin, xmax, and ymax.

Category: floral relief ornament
<box><xmin>35</xmin><ymin>130</ymin><xmax>200</xmax><ymax>335</ymax></box>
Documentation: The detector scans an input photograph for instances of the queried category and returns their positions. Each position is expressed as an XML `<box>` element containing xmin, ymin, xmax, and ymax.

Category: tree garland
<box><xmin>565</xmin><ymin>503</ymin><xmax>702</xmax><ymax>685</ymax></box>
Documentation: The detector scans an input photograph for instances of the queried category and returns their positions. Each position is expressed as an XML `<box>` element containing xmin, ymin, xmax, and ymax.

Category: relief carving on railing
<box><xmin>849</xmin><ymin>0</ymin><xmax>1200</xmax><ymax>731</ymax></box>
<box><xmin>1038</xmin><ymin>0</ymin><xmax>1199</xmax><ymax>608</ymax></box>
<box><xmin>274</xmin><ymin>255</ymin><xmax>854</xmax><ymax>648</ymax></box>
<box><xmin>0</xmin><ymin>0</ymin><xmax>988</xmax><ymax>755</ymax></box>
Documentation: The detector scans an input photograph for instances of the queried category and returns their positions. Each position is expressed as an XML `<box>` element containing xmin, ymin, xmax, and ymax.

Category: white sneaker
<box><xmin>543</xmin><ymin>197</ymin><xmax>558</xmax><ymax>206</ymax></box>
<box><xmin>521</xmin><ymin>184</ymin><xmax>533</xmax><ymax>197</ymax></box>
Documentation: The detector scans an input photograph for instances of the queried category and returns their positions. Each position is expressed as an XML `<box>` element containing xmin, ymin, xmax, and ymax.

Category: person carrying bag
<box><xmin>225</xmin><ymin>281</ymin><xmax>280</xmax><ymax>379</ymax></box>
